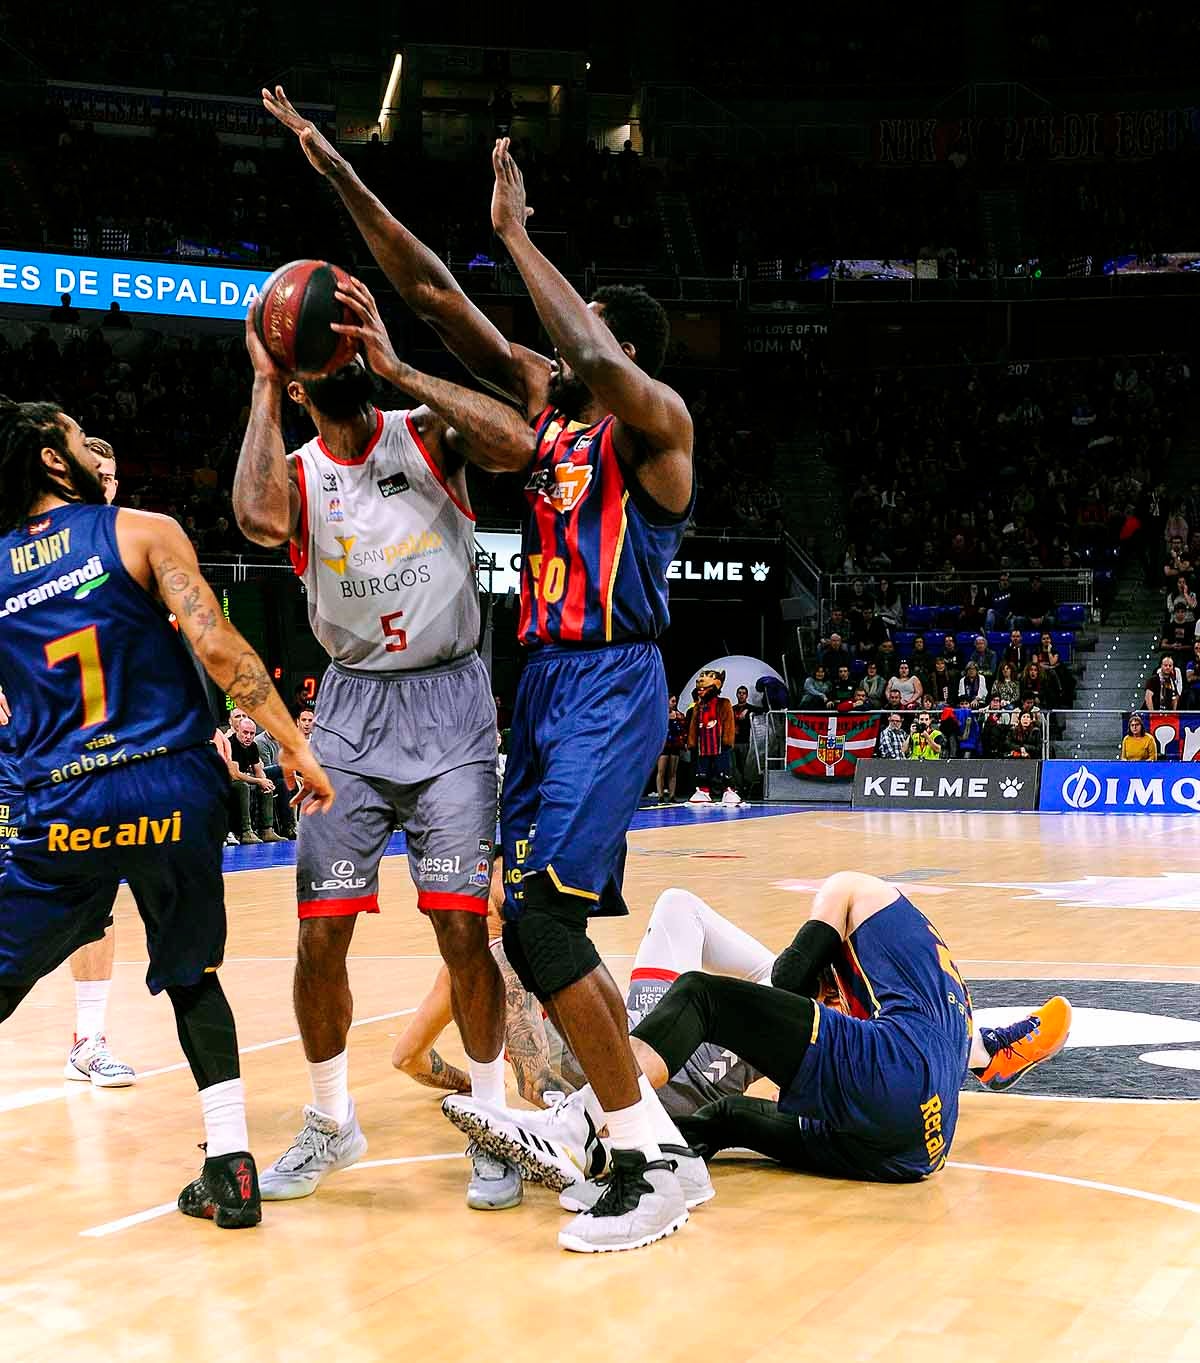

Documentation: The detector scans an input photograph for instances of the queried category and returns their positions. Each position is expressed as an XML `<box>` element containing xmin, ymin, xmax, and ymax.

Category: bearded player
<box><xmin>265</xmin><ymin>86</ymin><xmax>698</xmax><ymax>1253</ymax></box>
<box><xmin>234</xmin><ymin>273</ymin><xmax>548</xmax><ymax>1210</ymax></box>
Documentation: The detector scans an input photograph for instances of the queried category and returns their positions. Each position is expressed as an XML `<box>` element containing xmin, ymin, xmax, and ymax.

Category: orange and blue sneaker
<box><xmin>975</xmin><ymin>996</ymin><xmax>1073</xmax><ymax>1092</ymax></box>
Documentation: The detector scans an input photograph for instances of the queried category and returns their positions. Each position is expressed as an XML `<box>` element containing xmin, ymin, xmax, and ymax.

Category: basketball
<box><xmin>252</xmin><ymin>258</ymin><xmax>358</xmax><ymax>377</ymax></box>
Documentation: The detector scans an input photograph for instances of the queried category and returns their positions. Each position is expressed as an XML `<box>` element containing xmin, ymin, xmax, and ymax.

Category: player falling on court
<box><xmin>436</xmin><ymin>880</ymin><xmax>1071</xmax><ymax>1208</ymax></box>
<box><xmin>234</xmin><ymin>274</ymin><xmax>544</xmax><ymax>1209</ymax></box>
<box><xmin>0</xmin><ymin>397</ymin><xmax>334</xmax><ymax>1228</ymax></box>
<box><xmin>264</xmin><ymin>85</ymin><xmax>699</xmax><ymax>1252</ymax></box>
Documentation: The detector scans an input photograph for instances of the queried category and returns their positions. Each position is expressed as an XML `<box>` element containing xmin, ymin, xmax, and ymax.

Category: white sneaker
<box><xmin>259</xmin><ymin>1099</ymin><xmax>368</xmax><ymax>1200</ymax></box>
<box><xmin>687</xmin><ymin>788</ymin><xmax>712</xmax><ymax>805</ymax></box>
<box><xmin>558</xmin><ymin>1148</ymin><xmax>688</xmax><ymax>1253</ymax></box>
<box><xmin>442</xmin><ymin>1090</ymin><xmax>607</xmax><ymax>1192</ymax></box>
<box><xmin>224</xmin><ymin>832</ymin><xmax>240</xmax><ymax>847</ymax></box>
<box><xmin>721</xmin><ymin>788</ymin><xmax>743</xmax><ymax>806</ymax></box>
<box><xmin>560</xmin><ymin>1142</ymin><xmax>714</xmax><ymax>1211</ymax></box>
<box><xmin>64</xmin><ymin>1035</ymin><xmax>136</xmax><ymax>1088</ymax></box>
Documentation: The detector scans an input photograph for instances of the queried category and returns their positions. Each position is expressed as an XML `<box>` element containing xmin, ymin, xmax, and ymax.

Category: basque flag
<box><xmin>786</xmin><ymin>713</ymin><xmax>882</xmax><ymax>778</ymax></box>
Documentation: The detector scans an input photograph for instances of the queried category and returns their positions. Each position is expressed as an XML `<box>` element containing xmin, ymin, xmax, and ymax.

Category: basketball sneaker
<box><xmin>64</xmin><ymin>1034</ymin><xmax>136</xmax><ymax>1088</ymax></box>
<box><xmin>688</xmin><ymin>788</ymin><xmax>712</xmax><ymax>805</ymax></box>
<box><xmin>466</xmin><ymin>1141</ymin><xmax>523</xmax><ymax>1210</ymax></box>
<box><xmin>976</xmin><ymin>996</ymin><xmax>1073</xmax><ymax>1093</ymax></box>
<box><xmin>258</xmin><ymin>1099</ymin><xmax>368</xmax><ymax>1199</ymax></box>
<box><xmin>558</xmin><ymin>1148</ymin><xmax>688</xmax><ymax>1253</ymax></box>
<box><xmin>560</xmin><ymin>1142</ymin><xmax>714</xmax><ymax>1212</ymax></box>
<box><xmin>441</xmin><ymin>1090</ymin><xmax>607</xmax><ymax>1192</ymax></box>
<box><xmin>720</xmin><ymin>789</ymin><xmax>743</xmax><ymax>806</ymax></box>
<box><xmin>178</xmin><ymin>1149</ymin><xmax>262</xmax><ymax>1229</ymax></box>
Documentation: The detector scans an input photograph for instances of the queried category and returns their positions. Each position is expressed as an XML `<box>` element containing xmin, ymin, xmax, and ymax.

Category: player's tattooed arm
<box><xmin>235</xmin><ymin>310</ymin><xmax>301</xmax><ymax>546</ymax></box>
<box><xmin>498</xmin><ymin>950</ymin><xmax>572</xmax><ymax>1106</ymax></box>
<box><xmin>404</xmin><ymin>1049</ymin><xmax>472</xmax><ymax>1094</ymax></box>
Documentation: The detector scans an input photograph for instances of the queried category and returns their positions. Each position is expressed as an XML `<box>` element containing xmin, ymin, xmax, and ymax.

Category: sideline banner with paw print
<box><xmin>852</xmin><ymin>759</ymin><xmax>1041</xmax><ymax>810</ymax></box>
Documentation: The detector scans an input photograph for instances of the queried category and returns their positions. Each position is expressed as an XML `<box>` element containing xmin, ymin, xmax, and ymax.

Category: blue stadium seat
<box><xmin>955</xmin><ymin>631</ymin><xmax>977</xmax><ymax>655</ymax></box>
<box><xmin>1057</xmin><ymin>603</ymin><xmax>1087</xmax><ymax>626</ymax></box>
<box><xmin>905</xmin><ymin>605</ymin><xmax>936</xmax><ymax>628</ymax></box>
<box><xmin>934</xmin><ymin>605</ymin><xmax>964</xmax><ymax>628</ymax></box>
<box><xmin>895</xmin><ymin>631</ymin><xmax>916</xmax><ymax>656</ymax></box>
<box><xmin>923</xmin><ymin>632</ymin><xmax>944</xmax><ymax>651</ymax></box>
<box><xmin>851</xmin><ymin>658</ymin><xmax>867</xmax><ymax>678</ymax></box>
<box><xmin>1050</xmin><ymin>631</ymin><xmax>1074</xmax><ymax>661</ymax></box>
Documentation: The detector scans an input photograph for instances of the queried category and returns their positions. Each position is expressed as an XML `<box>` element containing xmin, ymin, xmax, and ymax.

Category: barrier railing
<box><xmin>826</xmin><ymin>568</ymin><xmax>1094</xmax><ymax>623</ymax></box>
<box><xmin>1048</xmin><ymin>707</ymin><xmax>1200</xmax><ymax>762</ymax></box>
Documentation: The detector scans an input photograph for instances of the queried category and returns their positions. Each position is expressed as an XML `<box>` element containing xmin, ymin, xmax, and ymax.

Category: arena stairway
<box><xmin>1054</xmin><ymin>568</ymin><xmax>1163</xmax><ymax>760</ymax></box>
<box><xmin>655</xmin><ymin>192</ymin><xmax>708</xmax><ymax>286</ymax></box>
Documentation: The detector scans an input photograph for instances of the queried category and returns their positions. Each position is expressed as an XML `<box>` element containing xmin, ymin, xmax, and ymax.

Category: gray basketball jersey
<box><xmin>291</xmin><ymin>408</ymin><xmax>479</xmax><ymax>670</ymax></box>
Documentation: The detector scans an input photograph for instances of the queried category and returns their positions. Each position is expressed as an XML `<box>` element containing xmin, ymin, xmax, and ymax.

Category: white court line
<box><xmin>960</xmin><ymin>960</ymin><xmax>1200</xmax><ymax>970</ymax></box>
<box><xmin>79</xmin><ymin>1153</ymin><xmax>464</xmax><ymax>1238</ymax></box>
<box><xmin>946</xmin><ymin>1161</ymin><xmax>1200</xmax><ymax>1215</ymax></box>
<box><xmin>0</xmin><ymin>1007</ymin><xmax>417</xmax><ymax>1113</ymax></box>
<box><xmin>960</xmin><ymin>1088</ymin><xmax>1193</xmax><ymax>1107</ymax></box>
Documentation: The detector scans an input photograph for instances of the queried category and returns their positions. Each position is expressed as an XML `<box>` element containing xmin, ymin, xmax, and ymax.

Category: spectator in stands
<box><xmin>1119</xmin><ymin>713</ymin><xmax>1158</xmax><ymax>761</ymax></box>
<box><xmin>970</xmin><ymin>634</ymin><xmax>997</xmax><ymax>679</ymax></box>
<box><xmin>928</xmin><ymin>657</ymin><xmax>956</xmax><ymax>707</ymax></box>
<box><xmin>1164</xmin><ymin>536</ymin><xmax>1193</xmax><ymax>584</ymax></box>
<box><xmin>937</xmin><ymin>707</ymin><xmax>961</xmax><ymax>759</ymax></box>
<box><xmin>802</xmin><ymin>666</ymin><xmax>831</xmax><ymax>708</ymax></box>
<box><xmin>939</xmin><ymin>634</ymin><xmax>962</xmax><ymax>673</ymax></box>
<box><xmin>1167</xmin><ymin>575</ymin><xmax>1196</xmax><ymax>620</ymax></box>
<box><xmin>1005</xmin><ymin>628</ymin><xmax>1033</xmax><ymax>673</ymax></box>
<box><xmin>1008</xmin><ymin>711</ymin><xmax>1042</xmax><ymax>759</ymax></box>
<box><xmin>654</xmin><ymin>694</ymin><xmax>687</xmax><ymax>803</ymax></box>
<box><xmin>958</xmin><ymin>661</ymin><xmax>988</xmax><ymax>710</ymax></box>
<box><xmin>908</xmin><ymin>712</ymin><xmax>943</xmax><ymax>760</ymax></box>
<box><xmin>820</xmin><ymin>632</ymin><xmax>852</xmax><ymax>676</ymax></box>
<box><xmin>848</xmin><ymin>687</ymin><xmax>872</xmax><ymax>713</ymax></box>
<box><xmin>876</xmin><ymin>578</ymin><xmax>903</xmax><ymax>629</ymax></box>
<box><xmin>1145</xmin><ymin>656</ymin><xmax>1182</xmax><ymax>712</ymax></box>
<box><xmin>875</xmin><ymin>638</ymin><xmax>898</xmax><ymax>676</ymax></box>
<box><xmin>296</xmin><ymin>707</ymin><xmax>316</xmax><ymax>739</ymax></box>
<box><xmin>253</xmin><ymin>723</ymin><xmax>297</xmax><ymax>840</ymax></box>
<box><xmin>878</xmin><ymin>712</ymin><xmax>908</xmax><ymax>759</ymax></box>
<box><xmin>1020</xmin><ymin>660</ymin><xmax>1051</xmax><ymax>708</ymax></box>
<box><xmin>227</xmin><ymin>716</ymin><xmax>283</xmax><ymax>845</ymax></box>
<box><xmin>885</xmin><ymin>685</ymin><xmax>905</xmax><ymax>713</ymax></box>
<box><xmin>844</xmin><ymin>577</ymin><xmax>874</xmax><ymax>631</ymax></box>
<box><xmin>888</xmin><ymin>660</ymin><xmax>923</xmax><ymax>710</ymax></box>
<box><xmin>1015</xmin><ymin>575</ymin><xmax>1056</xmax><ymax>628</ymax></box>
<box><xmin>908</xmin><ymin>635</ymin><xmax>933</xmax><ymax>689</ymax></box>
<box><xmin>862</xmin><ymin>660</ymin><xmax>887</xmax><ymax>708</ymax></box>
<box><xmin>831</xmin><ymin>665</ymin><xmax>856</xmax><ymax>709</ymax></box>
<box><xmin>985</xmin><ymin>572</ymin><xmax>1014</xmax><ymax>630</ymax></box>
<box><xmin>730</xmin><ymin>686</ymin><xmax>754</xmax><ymax>794</ymax></box>
<box><xmin>981</xmin><ymin>698</ymin><xmax>1011</xmax><ymax>757</ymax></box>
<box><xmin>1164</xmin><ymin>502</ymin><xmax>1190</xmax><ymax>547</ymax></box>
<box><xmin>825</xmin><ymin>607</ymin><xmax>850</xmax><ymax>642</ymax></box>
<box><xmin>991</xmin><ymin>661</ymin><xmax>1021</xmax><ymax>709</ymax></box>
<box><xmin>1182</xmin><ymin>664</ymin><xmax>1200</xmax><ymax>712</ymax></box>
<box><xmin>1162</xmin><ymin>605</ymin><xmax>1194</xmax><ymax>671</ymax></box>
<box><xmin>853</xmin><ymin>605</ymin><xmax>891</xmax><ymax>659</ymax></box>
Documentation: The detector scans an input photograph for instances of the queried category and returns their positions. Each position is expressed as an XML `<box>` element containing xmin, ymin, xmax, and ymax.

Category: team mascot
<box><xmin>687</xmin><ymin>668</ymin><xmax>740</xmax><ymax>805</ymax></box>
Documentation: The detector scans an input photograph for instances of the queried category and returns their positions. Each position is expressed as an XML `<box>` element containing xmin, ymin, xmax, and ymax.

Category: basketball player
<box><xmin>0</xmin><ymin>396</ymin><xmax>334</xmax><ymax>1228</ymax></box>
<box><xmin>233</xmin><ymin>281</ymin><xmax>543</xmax><ymax>1210</ymax></box>
<box><xmin>265</xmin><ymin>87</ymin><xmax>697</xmax><ymax>1250</ymax></box>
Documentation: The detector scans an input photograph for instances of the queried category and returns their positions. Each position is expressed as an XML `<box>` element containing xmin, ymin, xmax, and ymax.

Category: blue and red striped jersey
<box><xmin>518</xmin><ymin>407</ymin><xmax>691</xmax><ymax>648</ymax></box>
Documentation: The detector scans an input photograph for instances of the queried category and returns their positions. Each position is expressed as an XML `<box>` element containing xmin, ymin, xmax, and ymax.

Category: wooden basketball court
<box><xmin>5</xmin><ymin>807</ymin><xmax>1200</xmax><ymax>1363</ymax></box>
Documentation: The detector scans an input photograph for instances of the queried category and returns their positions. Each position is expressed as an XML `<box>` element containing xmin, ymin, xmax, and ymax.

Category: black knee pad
<box><xmin>508</xmin><ymin>873</ymin><xmax>601</xmax><ymax>1001</ymax></box>
<box><xmin>500</xmin><ymin>918</ymin><xmax>539</xmax><ymax>996</ymax></box>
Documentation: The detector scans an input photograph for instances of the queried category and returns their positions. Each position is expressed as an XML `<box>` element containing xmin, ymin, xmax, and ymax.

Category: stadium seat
<box><xmin>1057</xmin><ymin>603</ymin><xmax>1087</xmax><ymax>626</ymax></box>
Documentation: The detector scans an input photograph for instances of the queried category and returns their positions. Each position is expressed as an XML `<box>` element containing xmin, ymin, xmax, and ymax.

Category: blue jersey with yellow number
<box><xmin>0</xmin><ymin>504</ymin><xmax>214</xmax><ymax>790</ymax></box>
<box><xmin>518</xmin><ymin>407</ymin><xmax>692</xmax><ymax>648</ymax></box>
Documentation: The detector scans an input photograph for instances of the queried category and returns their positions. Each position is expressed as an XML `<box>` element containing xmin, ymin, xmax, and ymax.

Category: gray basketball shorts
<box><xmin>296</xmin><ymin>653</ymin><xmax>498</xmax><ymax>920</ymax></box>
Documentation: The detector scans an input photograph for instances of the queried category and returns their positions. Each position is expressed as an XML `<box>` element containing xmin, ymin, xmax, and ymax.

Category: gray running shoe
<box><xmin>259</xmin><ymin>1099</ymin><xmax>368</xmax><ymax>1200</ymax></box>
<box><xmin>560</xmin><ymin>1143</ymin><xmax>714</xmax><ymax>1212</ymax></box>
<box><xmin>466</xmin><ymin>1141</ymin><xmax>523</xmax><ymax>1210</ymax></box>
<box><xmin>558</xmin><ymin>1148</ymin><xmax>688</xmax><ymax>1253</ymax></box>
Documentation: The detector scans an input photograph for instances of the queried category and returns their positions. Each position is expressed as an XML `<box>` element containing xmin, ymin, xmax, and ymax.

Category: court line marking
<box><xmin>78</xmin><ymin>1153</ymin><xmax>464</xmax><ymax>1237</ymax></box>
<box><xmin>946</xmin><ymin>1161</ymin><xmax>1200</xmax><ymax>1215</ymax></box>
<box><xmin>961</xmin><ymin>959</ymin><xmax>1200</xmax><ymax>970</ymax></box>
<box><xmin>960</xmin><ymin>1088</ymin><xmax>1193</xmax><ymax>1107</ymax></box>
<box><xmin>0</xmin><ymin>1007</ymin><xmax>417</xmax><ymax>1113</ymax></box>
<box><xmin>81</xmin><ymin>1152</ymin><xmax>1200</xmax><ymax>1237</ymax></box>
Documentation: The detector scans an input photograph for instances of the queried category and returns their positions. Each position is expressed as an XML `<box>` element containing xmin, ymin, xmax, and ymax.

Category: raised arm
<box><xmin>490</xmin><ymin>138</ymin><xmax>693</xmax><ymax>513</ymax></box>
<box><xmin>116</xmin><ymin>511</ymin><xmax>333</xmax><ymax>813</ymax></box>
<box><xmin>233</xmin><ymin>313</ymin><xmax>301</xmax><ymax>547</ymax></box>
<box><xmin>332</xmin><ymin>276</ymin><xmax>537</xmax><ymax>473</ymax></box>
<box><xmin>262</xmin><ymin>86</ymin><xmax>550</xmax><ymax>416</ymax></box>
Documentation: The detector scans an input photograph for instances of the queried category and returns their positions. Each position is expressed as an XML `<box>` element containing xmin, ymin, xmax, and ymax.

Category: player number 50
<box><xmin>527</xmin><ymin>553</ymin><xmax>566</xmax><ymax>604</ymax></box>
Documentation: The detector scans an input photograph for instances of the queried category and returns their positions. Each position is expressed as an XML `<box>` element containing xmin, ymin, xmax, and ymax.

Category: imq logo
<box><xmin>1044</xmin><ymin>762</ymin><xmax>1200</xmax><ymax>814</ymax></box>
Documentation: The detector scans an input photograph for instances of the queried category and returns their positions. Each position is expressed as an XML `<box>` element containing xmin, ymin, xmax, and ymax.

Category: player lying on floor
<box><xmin>441</xmin><ymin>872</ymin><xmax>1071</xmax><ymax>1206</ymax></box>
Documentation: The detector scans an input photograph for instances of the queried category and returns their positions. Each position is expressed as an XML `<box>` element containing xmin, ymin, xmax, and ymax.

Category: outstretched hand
<box><xmin>331</xmin><ymin>276</ymin><xmax>403</xmax><ymax>380</ymax></box>
<box><xmin>491</xmin><ymin>137</ymin><xmax>535</xmax><ymax>239</ymax></box>
<box><xmin>262</xmin><ymin>84</ymin><xmax>342</xmax><ymax>177</ymax></box>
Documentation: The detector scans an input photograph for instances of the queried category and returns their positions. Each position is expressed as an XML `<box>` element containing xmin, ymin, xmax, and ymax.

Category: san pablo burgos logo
<box><xmin>1062</xmin><ymin>764</ymin><xmax>1200</xmax><ymax>812</ymax></box>
<box><xmin>666</xmin><ymin>558</ymin><xmax>770</xmax><ymax>584</ymax></box>
<box><xmin>311</xmin><ymin>858</ymin><xmax>367</xmax><ymax>892</ymax></box>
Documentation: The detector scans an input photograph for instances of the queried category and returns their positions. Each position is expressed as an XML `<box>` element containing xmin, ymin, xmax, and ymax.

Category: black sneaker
<box><xmin>178</xmin><ymin>1150</ymin><xmax>262</xmax><ymax>1229</ymax></box>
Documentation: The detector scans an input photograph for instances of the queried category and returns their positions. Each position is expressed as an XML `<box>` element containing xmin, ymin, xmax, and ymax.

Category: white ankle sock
<box><xmin>200</xmin><ymin>1078</ymin><xmax>248</xmax><ymax>1157</ymax></box>
<box><xmin>74</xmin><ymin>979</ymin><xmax>110</xmax><ymax>1042</ymax></box>
<box><xmin>602</xmin><ymin>1099</ymin><xmax>661</xmax><ymax>1162</ymax></box>
<box><xmin>468</xmin><ymin>1052</ymin><xmax>507</xmax><ymax>1107</ymax></box>
<box><xmin>637</xmin><ymin>1074</ymin><xmax>687</xmax><ymax>1147</ymax></box>
<box><xmin>308</xmin><ymin>1050</ymin><xmax>350</xmax><ymax>1125</ymax></box>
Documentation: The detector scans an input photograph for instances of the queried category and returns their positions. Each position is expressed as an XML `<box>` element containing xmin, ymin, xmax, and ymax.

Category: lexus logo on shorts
<box><xmin>331</xmin><ymin>859</ymin><xmax>355</xmax><ymax>877</ymax></box>
<box><xmin>311</xmin><ymin>858</ymin><xmax>367</xmax><ymax>893</ymax></box>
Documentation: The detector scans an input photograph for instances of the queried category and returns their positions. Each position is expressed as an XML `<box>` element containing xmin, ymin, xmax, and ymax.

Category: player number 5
<box><xmin>380</xmin><ymin>610</ymin><xmax>407</xmax><ymax>652</ymax></box>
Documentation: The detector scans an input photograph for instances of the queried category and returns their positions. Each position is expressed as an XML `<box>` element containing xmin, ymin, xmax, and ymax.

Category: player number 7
<box><xmin>45</xmin><ymin>624</ymin><xmax>109</xmax><ymax>729</ymax></box>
